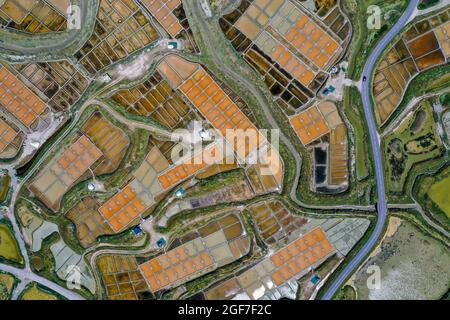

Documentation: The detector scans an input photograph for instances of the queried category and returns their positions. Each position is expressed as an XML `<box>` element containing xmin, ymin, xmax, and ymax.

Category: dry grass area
<box><xmin>0</xmin><ymin>273</ymin><xmax>15</xmax><ymax>300</ymax></box>
<box><xmin>290</xmin><ymin>101</ymin><xmax>342</xmax><ymax>146</ymax></box>
<box><xmin>20</xmin><ymin>283</ymin><xmax>58</xmax><ymax>300</ymax></box>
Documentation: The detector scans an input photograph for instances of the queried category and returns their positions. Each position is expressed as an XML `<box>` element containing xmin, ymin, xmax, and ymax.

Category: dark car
<box><xmin>362</xmin><ymin>76</ymin><xmax>367</xmax><ymax>82</ymax></box>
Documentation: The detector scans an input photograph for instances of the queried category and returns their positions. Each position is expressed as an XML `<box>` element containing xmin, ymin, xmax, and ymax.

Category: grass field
<box><xmin>0</xmin><ymin>173</ymin><xmax>10</xmax><ymax>203</ymax></box>
<box><xmin>344</xmin><ymin>87</ymin><xmax>371</xmax><ymax>180</ymax></box>
<box><xmin>0</xmin><ymin>224</ymin><xmax>22</xmax><ymax>263</ymax></box>
<box><xmin>0</xmin><ymin>272</ymin><xmax>16</xmax><ymax>300</ymax></box>
<box><xmin>20</xmin><ymin>283</ymin><xmax>58</xmax><ymax>300</ymax></box>
<box><xmin>429</xmin><ymin>175</ymin><xmax>450</xmax><ymax>218</ymax></box>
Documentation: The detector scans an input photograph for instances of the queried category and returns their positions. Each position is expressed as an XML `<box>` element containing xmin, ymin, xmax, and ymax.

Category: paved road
<box><xmin>0</xmin><ymin>263</ymin><xmax>85</xmax><ymax>300</ymax></box>
<box><xmin>321</xmin><ymin>0</ymin><xmax>420</xmax><ymax>300</ymax></box>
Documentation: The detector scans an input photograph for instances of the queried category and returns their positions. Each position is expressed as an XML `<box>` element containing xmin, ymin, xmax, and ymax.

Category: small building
<box><xmin>132</xmin><ymin>225</ymin><xmax>142</xmax><ymax>236</ymax></box>
<box><xmin>168</xmin><ymin>41</ymin><xmax>178</xmax><ymax>50</ymax></box>
<box><xmin>156</xmin><ymin>237</ymin><xmax>167</xmax><ymax>248</ymax></box>
<box><xmin>310</xmin><ymin>274</ymin><xmax>321</xmax><ymax>285</ymax></box>
<box><xmin>322</xmin><ymin>85</ymin><xmax>336</xmax><ymax>96</ymax></box>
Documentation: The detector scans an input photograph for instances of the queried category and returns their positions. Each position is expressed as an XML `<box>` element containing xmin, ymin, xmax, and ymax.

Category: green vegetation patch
<box><xmin>440</xmin><ymin>92</ymin><xmax>450</xmax><ymax>108</ymax></box>
<box><xmin>418</xmin><ymin>0</ymin><xmax>440</xmax><ymax>10</ymax></box>
<box><xmin>429</xmin><ymin>175</ymin><xmax>450</xmax><ymax>218</ymax></box>
<box><xmin>344</xmin><ymin>87</ymin><xmax>371</xmax><ymax>180</ymax></box>
<box><xmin>20</xmin><ymin>283</ymin><xmax>59</xmax><ymax>300</ymax></box>
<box><xmin>343</xmin><ymin>0</ymin><xmax>408</xmax><ymax>80</ymax></box>
<box><xmin>384</xmin><ymin>100</ymin><xmax>445</xmax><ymax>193</ymax></box>
<box><xmin>414</xmin><ymin>163</ymin><xmax>450</xmax><ymax>228</ymax></box>
<box><xmin>0</xmin><ymin>173</ymin><xmax>10</xmax><ymax>203</ymax></box>
<box><xmin>334</xmin><ymin>285</ymin><xmax>356</xmax><ymax>300</ymax></box>
<box><xmin>0</xmin><ymin>223</ymin><xmax>23</xmax><ymax>264</ymax></box>
<box><xmin>187</xmin><ymin>169</ymin><xmax>245</xmax><ymax>198</ymax></box>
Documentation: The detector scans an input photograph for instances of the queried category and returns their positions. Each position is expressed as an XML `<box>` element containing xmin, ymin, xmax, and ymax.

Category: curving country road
<box><xmin>321</xmin><ymin>0</ymin><xmax>420</xmax><ymax>300</ymax></box>
<box><xmin>0</xmin><ymin>263</ymin><xmax>84</xmax><ymax>300</ymax></box>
